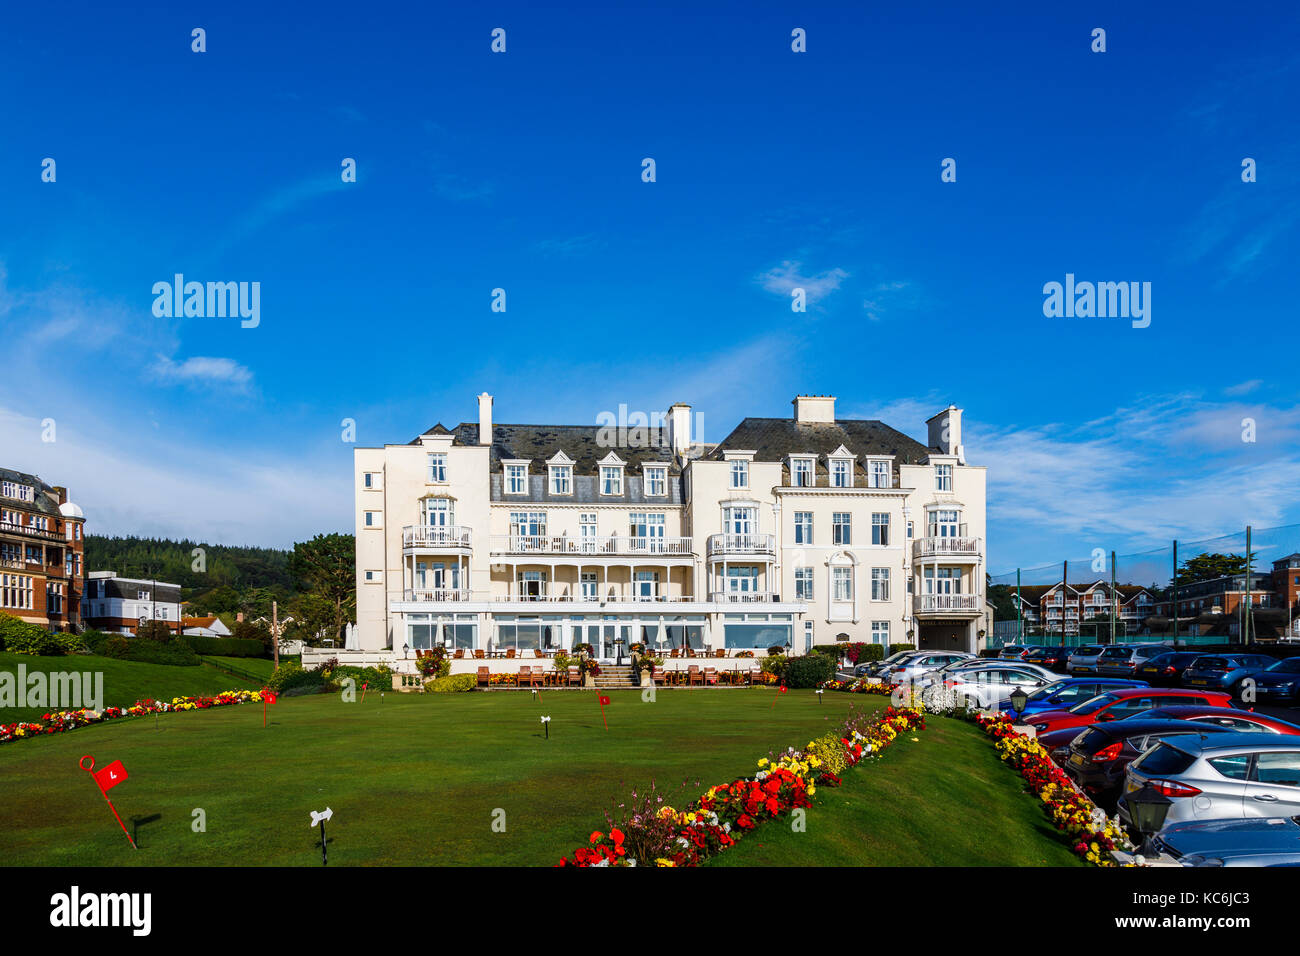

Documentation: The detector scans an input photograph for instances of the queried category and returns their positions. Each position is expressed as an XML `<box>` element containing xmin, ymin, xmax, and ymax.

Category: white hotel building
<box><xmin>354</xmin><ymin>394</ymin><xmax>987</xmax><ymax>660</ymax></box>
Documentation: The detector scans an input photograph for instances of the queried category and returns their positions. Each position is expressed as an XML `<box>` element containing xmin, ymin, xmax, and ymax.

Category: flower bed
<box><xmin>556</xmin><ymin>704</ymin><xmax>927</xmax><ymax>866</ymax></box>
<box><xmin>820</xmin><ymin>677</ymin><xmax>897</xmax><ymax>697</ymax></box>
<box><xmin>0</xmin><ymin>689</ymin><xmax>265</xmax><ymax>745</ymax></box>
<box><xmin>974</xmin><ymin>713</ymin><xmax>1133</xmax><ymax>866</ymax></box>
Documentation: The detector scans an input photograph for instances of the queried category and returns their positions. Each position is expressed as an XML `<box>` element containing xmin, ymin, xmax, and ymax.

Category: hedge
<box><xmin>183</xmin><ymin>635</ymin><xmax>267</xmax><ymax>658</ymax></box>
<box><xmin>428</xmin><ymin>673</ymin><xmax>476</xmax><ymax>693</ymax></box>
<box><xmin>783</xmin><ymin>654</ymin><xmax>836</xmax><ymax>688</ymax></box>
<box><xmin>83</xmin><ymin>631</ymin><xmax>199</xmax><ymax>666</ymax></box>
<box><xmin>888</xmin><ymin>643</ymin><xmax>916</xmax><ymax>656</ymax></box>
<box><xmin>0</xmin><ymin>614</ymin><xmax>86</xmax><ymax>655</ymax></box>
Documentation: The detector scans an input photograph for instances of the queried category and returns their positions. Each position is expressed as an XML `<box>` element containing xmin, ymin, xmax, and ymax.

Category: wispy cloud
<box><xmin>151</xmin><ymin>355</ymin><xmax>255</xmax><ymax>394</ymax></box>
<box><xmin>533</xmin><ymin>233</ymin><xmax>603</xmax><ymax>257</ymax></box>
<box><xmin>756</xmin><ymin>260</ymin><xmax>848</xmax><ymax>305</ymax></box>
<box><xmin>862</xmin><ymin>279</ymin><xmax>916</xmax><ymax>322</ymax></box>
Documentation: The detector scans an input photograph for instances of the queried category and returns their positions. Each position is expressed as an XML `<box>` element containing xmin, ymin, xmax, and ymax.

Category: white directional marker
<box><xmin>310</xmin><ymin>807</ymin><xmax>334</xmax><ymax>827</ymax></box>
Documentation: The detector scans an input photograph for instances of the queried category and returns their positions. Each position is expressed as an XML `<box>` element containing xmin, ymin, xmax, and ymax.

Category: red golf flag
<box><xmin>94</xmin><ymin>759</ymin><xmax>128</xmax><ymax>793</ymax></box>
<box><xmin>599</xmin><ymin>695</ymin><xmax>611</xmax><ymax>706</ymax></box>
<box><xmin>264</xmin><ymin>690</ymin><xmax>277</xmax><ymax>705</ymax></box>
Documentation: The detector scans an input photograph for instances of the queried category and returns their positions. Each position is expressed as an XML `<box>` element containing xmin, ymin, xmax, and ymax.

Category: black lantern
<box><xmin>1009</xmin><ymin>686</ymin><xmax>1029</xmax><ymax>721</ymax></box>
<box><xmin>1127</xmin><ymin>783</ymin><xmax>1173</xmax><ymax>853</ymax></box>
<box><xmin>402</xmin><ymin>643</ymin><xmax>409</xmax><ymax>659</ymax></box>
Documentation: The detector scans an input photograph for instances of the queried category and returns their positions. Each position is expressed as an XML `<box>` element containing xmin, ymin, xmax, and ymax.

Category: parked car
<box><xmin>854</xmin><ymin>649</ymin><xmax>922</xmax><ymax>678</ymax></box>
<box><xmin>1250</xmin><ymin>657</ymin><xmax>1300</xmax><ymax>705</ymax></box>
<box><xmin>1136</xmin><ymin>651</ymin><xmax>1205</xmax><ymax>687</ymax></box>
<box><xmin>1005</xmin><ymin>677</ymin><xmax>1149</xmax><ymax>719</ymax></box>
<box><xmin>1067</xmin><ymin>644</ymin><xmax>1108</xmax><ymax>675</ymax></box>
<box><xmin>1181</xmin><ymin>653</ymin><xmax>1277</xmax><ymax>697</ymax></box>
<box><xmin>1095</xmin><ymin>644</ymin><xmax>1171</xmax><ymax>678</ymax></box>
<box><xmin>1143</xmin><ymin>705</ymin><xmax>1300</xmax><ymax>735</ymax></box>
<box><xmin>880</xmin><ymin>651</ymin><xmax>976</xmax><ymax>682</ymax></box>
<box><xmin>1119</xmin><ymin>734</ymin><xmax>1300</xmax><ymax>830</ymax></box>
<box><xmin>998</xmin><ymin>645</ymin><xmax>1033</xmax><ymax>660</ymax></box>
<box><xmin>1154</xmin><ymin>816</ymin><xmax>1300</xmax><ymax>866</ymax></box>
<box><xmin>932</xmin><ymin>662</ymin><xmax>1056</xmax><ymax>708</ymax></box>
<box><xmin>1025</xmin><ymin>688</ymin><xmax>1235</xmax><ymax>736</ymax></box>
<box><xmin>1023</xmin><ymin>645</ymin><xmax>1071</xmax><ymax>673</ymax></box>
<box><xmin>1061</xmin><ymin>718</ymin><xmax>1237</xmax><ymax>799</ymax></box>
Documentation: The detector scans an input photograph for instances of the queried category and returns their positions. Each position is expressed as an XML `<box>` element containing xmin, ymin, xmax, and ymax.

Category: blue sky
<box><xmin>1</xmin><ymin>0</ymin><xmax>1298</xmax><ymax>573</ymax></box>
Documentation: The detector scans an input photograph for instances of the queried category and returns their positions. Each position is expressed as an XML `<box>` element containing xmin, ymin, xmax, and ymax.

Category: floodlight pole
<box><xmin>1016</xmin><ymin>569</ymin><xmax>1022</xmax><ymax>643</ymax></box>
<box><xmin>1172</xmin><ymin>540</ymin><xmax>1179</xmax><ymax>648</ymax></box>
<box><xmin>1110</xmin><ymin>550</ymin><xmax>1117</xmax><ymax>645</ymax></box>
<box><xmin>1243</xmin><ymin>525</ymin><xmax>1252</xmax><ymax>647</ymax></box>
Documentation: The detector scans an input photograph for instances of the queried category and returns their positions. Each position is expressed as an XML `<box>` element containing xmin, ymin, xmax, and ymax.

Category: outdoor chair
<box><xmin>688</xmin><ymin>665</ymin><xmax>703</xmax><ymax>686</ymax></box>
<box><xmin>567</xmin><ymin>665</ymin><xmax>582</xmax><ymax>686</ymax></box>
<box><xmin>453</xmin><ymin>649</ymin><xmax>464</xmax><ymax>659</ymax></box>
<box><xmin>653</xmin><ymin>668</ymin><xmax>669</xmax><ymax>686</ymax></box>
<box><xmin>714</xmin><ymin>648</ymin><xmax>725</xmax><ymax>658</ymax></box>
<box><xmin>518</xmin><ymin>666</ymin><xmax>534</xmax><ymax>688</ymax></box>
<box><xmin>476</xmin><ymin>666</ymin><xmax>490</xmax><ymax>688</ymax></box>
<box><xmin>506</xmin><ymin>647</ymin><xmax>516</xmax><ymax>659</ymax></box>
<box><xmin>474</xmin><ymin>649</ymin><xmax>485</xmax><ymax>659</ymax></box>
<box><xmin>704</xmin><ymin>667</ymin><xmax>718</xmax><ymax>685</ymax></box>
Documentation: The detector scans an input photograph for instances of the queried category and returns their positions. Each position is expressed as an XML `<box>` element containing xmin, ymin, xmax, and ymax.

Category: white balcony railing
<box><xmin>489</xmin><ymin>534</ymin><xmax>692</xmax><ymax>556</ymax></box>
<box><xmin>913</xmin><ymin>593</ymin><xmax>981</xmax><ymax>615</ymax></box>
<box><xmin>401</xmin><ymin>588</ymin><xmax>472</xmax><ymax>602</ymax></box>
<box><xmin>912</xmin><ymin>536</ymin><xmax>981</xmax><ymax>559</ymax></box>
<box><xmin>708</xmin><ymin>590</ymin><xmax>779</xmax><ymax>603</ymax></box>
<box><xmin>492</xmin><ymin>592</ymin><xmax>697</xmax><ymax>603</ymax></box>
<box><xmin>402</xmin><ymin>525</ymin><xmax>473</xmax><ymax>550</ymax></box>
<box><xmin>706</xmin><ymin>533</ymin><xmax>776</xmax><ymax>557</ymax></box>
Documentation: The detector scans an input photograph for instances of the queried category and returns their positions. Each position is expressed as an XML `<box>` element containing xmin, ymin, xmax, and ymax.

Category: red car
<box><xmin>1025</xmin><ymin>688</ymin><xmax>1234</xmax><ymax>735</ymax></box>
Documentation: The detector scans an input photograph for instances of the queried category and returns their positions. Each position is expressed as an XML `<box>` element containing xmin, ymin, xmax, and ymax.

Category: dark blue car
<box><xmin>1248</xmin><ymin>657</ymin><xmax>1300</xmax><ymax>705</ymax></box>
<box><xmin>1004</xmin><ymin>677</ymin><xmax>1149</xmax><ymax>719</ymax></box>
<box><xmin>1181</xmin><ymin>653</ymin><xmax>1276</xmax><ymax>697</ymax></box>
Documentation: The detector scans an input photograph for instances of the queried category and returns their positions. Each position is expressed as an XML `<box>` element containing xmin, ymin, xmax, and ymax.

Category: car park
<box><xmin>1066</xmin><ymin>644</ymin><xmax>1108</xmax><ymax>675</ymax></box>
<box><xmin>1136</xmin><ymin>651</ymin><xmax>1204</xmax><ymax>687</ymax></box>
<box><xmin>1119</xmin><ymin>734</ymin><xmax>1300</xmax><ymax>829</ymax></box>
<box><xmin>932</xmin><ymin>662</ymin><xmax>1056</xmax><ymax>708</ymax></box>
<box><xmin>853</xmin><ymin>650</ymin><xmax>922</xmax><ymax>678</ymax></box>
<box><xmin>1060</xmin><ymin>718</ymin><xmax>1237</xmax><ymax>800</ymax></box>
<box><xmin>1025</xmin><ymin>688</ymin><xmax>1235</xmax><ymax>736</ymax></box>
<box><xmin>1181</xmin><ymin>653</ymin><xmax>1277</xmax><ymax>697</ymax></box>
<box><xmin>1250</xmin><ymin>657</ymin><xmax>1300</xmax><ymax>705</ymax></box>
<box><xmin>879</xmin><ymin>651</ymin><xmax>976</xmax><ymax>682</ymax></box>
<box><xmin>1005</xmin><ymin>677</ymin><xmax>1148</xmax><ymax>719</ymax></box>
<box><xmin>997</xmin><ymin>645</ymin><xmax>1033</xmax><ymax>660</ymax></box>
<box><xmin>1153</xmin><ymin>816</ymin><xmax>1300</xmax><ymax>866</ymax></box>
<box><xmin>1142</xmin><ymin>705</ymin><xmax>1300</xmax><ymax>735</ymax></box>
<box><xmin>1023</xmin><ymin>645</ymin><xmax>1071</xmax><ymax>673</ymax></box>
<box><xmin>1095</xmin><ymin>644</ymin><xmax>1171</xmax><ymax>678</ymax></box>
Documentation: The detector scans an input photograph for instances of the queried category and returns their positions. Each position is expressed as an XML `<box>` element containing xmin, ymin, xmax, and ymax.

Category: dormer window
<box><xmin>601</xmin><ymin>465</ymin><xmax>623</xmax><ymax>495</ymax></box>
<box><xmin>505</xmin><ymin>463</ymin><xmax>528</xmax><ymax>495</ymax></box>
<box><xmin>790</xmin><ymin>456</ymin><xmax>814</xmax><ymax>487</ymax></box>
<box><xmin>830</xmin><ymin>458</ymin><xmax>852</xmax><ymax>488</ymax></box>
<box><xmin>729</xmin><ymin>459</ymin><xmax>749</xmax><ymax>489</ymax></box>
<box><xmin>550</xmin><ymin>465</ymin><xmax>572</xmax><ymax>495</ymax></box>
<box><xmin>645</xmin><ymin>465</ymin><xmax>667</xmax><ymax>497</ymax></box>
<box><xmin>866</xmin><ymin>459</ymin><xmax>891</xmax><ymax>489</ymax></box>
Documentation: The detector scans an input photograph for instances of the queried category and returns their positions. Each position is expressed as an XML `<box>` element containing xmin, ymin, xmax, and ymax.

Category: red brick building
<box><xmin>0</xmin><ymin>468</ymin><xmax>86</xmax><ymax>631</ymax></box>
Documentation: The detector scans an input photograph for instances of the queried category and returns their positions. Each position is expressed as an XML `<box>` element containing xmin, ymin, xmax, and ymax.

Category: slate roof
<box><xmin>415</xmin><ymin>423</ymin><xmax>679</xmax><ymax>474</ymax></box>
<box><xmin>0</xmin><ymin>466</ymin><xmax>62</xmax><ymax>516</ymax></box>
<box><xmin>705</xmin><ymin>417</ymin><xmax>932</xmax><ymax>480</ymax></box>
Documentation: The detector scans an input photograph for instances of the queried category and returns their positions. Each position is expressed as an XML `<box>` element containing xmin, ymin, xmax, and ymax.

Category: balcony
<box><xmin>402</xmin><ymin>525</ymin><xmax>473</xmax><ymax>551</ymax></box>
<box><xmin>0</xmin><ymin>521</ymin><xmax>61</xmax><ymax>542</ymax></box>
<box><xmin>912</xmin><ymin>536</ymin><xmax>981</xmax><ymax>560</ymax></box>
<box><xmin>706</xmin><ymin>533</ymin><xmax>776</xmax><ymax>558</ymax></box>
<box><xmin>913</xmin><ymin>593</ymin><xmax>981</xmax><ymax>616</ymax></box>
<box><xmin>493</xmin><ymin>592</ymin><xmax>697</xmax><ymax>604</ymax></box>
<box><xmin>489</xmin><ymin>534</ymin><xmax>692</xmax><ymax>557</ymax></box>
<box><xmin>708</xmin><ymin>590</ymin><xmax>780</xmax><ymax>604</ymax></box>
<box><xmin>401</xmin><ymin>588</ymin><xmax>472</xmax><ymax>602</ymax></box>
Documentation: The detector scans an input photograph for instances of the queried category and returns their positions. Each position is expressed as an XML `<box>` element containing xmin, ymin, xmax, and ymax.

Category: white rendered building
<box><xmin>354</xmin><ymin>393</ymin><xmax>986</xmax><ymax>660</ymax></box>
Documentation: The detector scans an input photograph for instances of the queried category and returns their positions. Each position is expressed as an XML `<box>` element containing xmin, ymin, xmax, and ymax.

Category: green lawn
<box><xmin>709</xmin><ymin>712</ymin><xmax>1084</xmax><ymax>867</ymax></box>
<box><xmin>0</xmin><ymin>652</ymin><xmax>262</xmax><ymax>723</ymax></box>
<box><xmin>198</xmin><ymin>656</ymin><xmax>279</xmax><ymax>681</ymax></box>
<box><xmin>0</xmin><ymin>689</ymin><xmax>1079</xmax><ymax>866</ymax></box>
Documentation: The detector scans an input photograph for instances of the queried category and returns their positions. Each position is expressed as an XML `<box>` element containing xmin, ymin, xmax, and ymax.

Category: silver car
<box><xmin>1067</xmin><ymin>644</ymin><xmax>1107</xmax><ymax>675</ymax></box>
<box><xmin>928</xmin><ymin>662</ymin><xmax>1056</xmax><ymax>708</ymax></box>
<box><xmin>880</xmin><ymin>651</ymin><xmax>976</xmax><ymax>682</ymax></box>
<box><xmin>1120</xmin><ymin>734</ymin><xmax>1300</xmax><ymax>830</ymax></box>
<box><xmin>1154</xmin><ymin>816</ymin><xmax>1300</xmax><ymax>867</ymax></box>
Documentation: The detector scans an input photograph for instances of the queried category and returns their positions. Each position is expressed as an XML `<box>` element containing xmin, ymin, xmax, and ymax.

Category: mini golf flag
<box><xmin>361</xmin><ymin>681</ymin><xmax>368</xmax><ymax>703</ymax></box>
<box><xmin>771</xmin><ymin>685</ymin><xmax>788</xmax><ymax>709</ymax></box>
<box><xmin>598</xmin><ymin>694</ymin><xmax>611</xmax><ymax>730</ymax></box>
<box><xmin>261</xmin><ymin>687</ymin><xmax>276</xmax><ymax>727</ymax></box>
<box><xmin>94</xmin><ymin>759</ymin><xmax>128</xmax><ymax>793</ymax></box>
<box><xmin>80</xmin><ymin>755</ymin><xmax>137</xmax><ymax>849</ymax></box>
<box><xmin>599</xmin><ymin>695</ymin><xmax>611</xmax><ymax>705</ymax></box>
<box><xmin>264</xmin><ymin>690</ymin><xmax>277</xmax><ymax>705</ymax></box>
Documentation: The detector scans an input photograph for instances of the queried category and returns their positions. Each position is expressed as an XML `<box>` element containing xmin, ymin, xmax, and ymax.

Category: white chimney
<box><xmin>477</xmin><ymin>392</ymin><xmax>493</xmax><ymax>445</ymax></box>
<box><xmin>666</xmin><ymin>403</ymin><xmax>692</xmax><ymax>455</ymax></box>
<box><xmin>926</xmin><ymin>405</ymin><xmax>964</xmax><ymax>461</ymax></box>
<box><xmin>792</xmin><ymin>395</ymin><xmax>836</xmax><ymax>424</ymax></box>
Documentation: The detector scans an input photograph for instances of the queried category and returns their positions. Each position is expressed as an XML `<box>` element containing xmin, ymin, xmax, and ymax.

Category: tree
<box><xmin>136</xmin><ymin>619</ymin><xmax>175</xmax><ymax>643</ymax></box>
<box><xmin>986</xmin><ymin>579</ymin><xmax>1020</xmax><ymax>621</ymax></box>
<box><xmin>1174</xmin><ymin>552</ymin><xmax>1255</xmax><ymax>587</ymax></box>
<box><xmin>232</xmin><ymin>618</ymin><xmax>274</xmax><ymax>654</ymax></box>
<box><xmin>288</xmin><ymin>533</ymin><xmax>356</xmax><ymax>645</ymax></box>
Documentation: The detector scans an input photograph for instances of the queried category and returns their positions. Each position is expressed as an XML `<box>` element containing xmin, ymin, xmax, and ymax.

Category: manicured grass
<box><xmin>0</xmin><ymin>689</ymin><xmax>1080</xmax><ymax>866</ymax></box>
<box><xmin>199</xmin><ymin>656</ymin><xmax>279</xmax><ymax>680</ymax></box>
<box><xmin>709</xmin><ymin>712</ymin><xmax>1085</xmax><ymax>867</ymax></box>
<box><xmin>0</xmin><ymin>652</ymin><xmax>261</xmax><ymax>723</ymax></box>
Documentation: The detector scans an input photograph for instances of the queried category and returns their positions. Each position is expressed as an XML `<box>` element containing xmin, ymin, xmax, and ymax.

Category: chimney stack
<box><xmin>927</xmin><ymin>405</ymin><xmax>964</xmax><ymax>461</ymax></box>
<box><xmin>477</xmin><ymin>392</ymin><xmax>493</xmax><ymax>446</ymax></box>
<box><xmin>666</xmin><ymin>403</ymin><xmax>692</xmax><ymax>456</ymax></box>
<box><xmin>792</xmin><ymin>395</ymin><xmax>836</xmax><ymax>424</ymax></box>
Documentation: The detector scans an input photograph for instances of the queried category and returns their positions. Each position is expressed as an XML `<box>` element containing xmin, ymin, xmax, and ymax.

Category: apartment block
<box><xmin>354</xmin><ymin>393</ymin><xmax>987</xmax><ymax>659</ymax></box>
<box><xmin>82</xmin><ymin>572</ymin><xmax>184</xmax><ymax>635</ymax></box>
<box><xmin>0</xmin><ymin>468</ymin><xmax>86</xmax><ymax>630</ymax></box>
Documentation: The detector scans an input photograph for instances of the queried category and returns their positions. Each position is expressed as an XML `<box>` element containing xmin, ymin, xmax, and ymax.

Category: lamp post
<box><xmin>1126</xmin><ymin>782</ymin><xmax>1173</xmax><ymax>856</ymax></box>
<box><xmin>1009</xmin><ymin>686</ymin><xmax>1029</xmax><ymax>724</ymax></box>
<box><xmin>402</xmin><ymin>643</ymin><xmax>409</xmax><ymax>660</ymax></box>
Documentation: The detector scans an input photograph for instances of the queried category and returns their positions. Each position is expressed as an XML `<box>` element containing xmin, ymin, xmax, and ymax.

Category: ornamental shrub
<box><xmin>760</xmin><ymin>654</ymin><xmax>787</xmax><ymax>679</ymax></box>
<box><xmin>182</xmin><ymin>635</ymin><xmax>266</xmax><ymax>658</ymax></box>
<box><xmin>122</xmin><ymin>637</ymin><xmax>200</xmax><ymax>666</ymax></box>
<box><xmin>783</xmin><ymin>654</ymin><xmax>836</xmax><ymax>688</ymax></box>
<box><xmin>810</xmin><ymin>732</ymin><xmax>849</xmax><ymax>775</ymax></box>
<box><xmin>428</xmin><ymin>673</ymin><xmax>476</xmax><ymax>693</ymax></box>
<box><xmin>333</xmin><ymin>664</ymin><xmax>393</xmax><ymax>691</ymax></box>
<box><xmin>104</xmin><ymin>636</ymin><xmax>131</xmax><ymax>659</ymax></box>
<box><xmin>0</xmin><ymin>615</ymin><xmax>86</xmax><ymax>655</ymax></box>
<box><xmin>888</xmin><ymin>643</ymin><xmax>916</xmax><ymax>656</ymax></box>
<box><xmin>266</xmin><ymin>661</ymin><xmax>328</xmax><ymax>693</ymax></box>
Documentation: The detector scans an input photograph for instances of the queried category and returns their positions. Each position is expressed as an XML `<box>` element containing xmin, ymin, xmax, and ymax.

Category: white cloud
<box><xmin>756</xmin><ymin>260</ymin><xmax>848</xmax><ymax>305</ymax></box>
<box><xmin>151</xmin><ymin>355</ymin><xmax>255</xmax><ymax>394</ymax></box>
